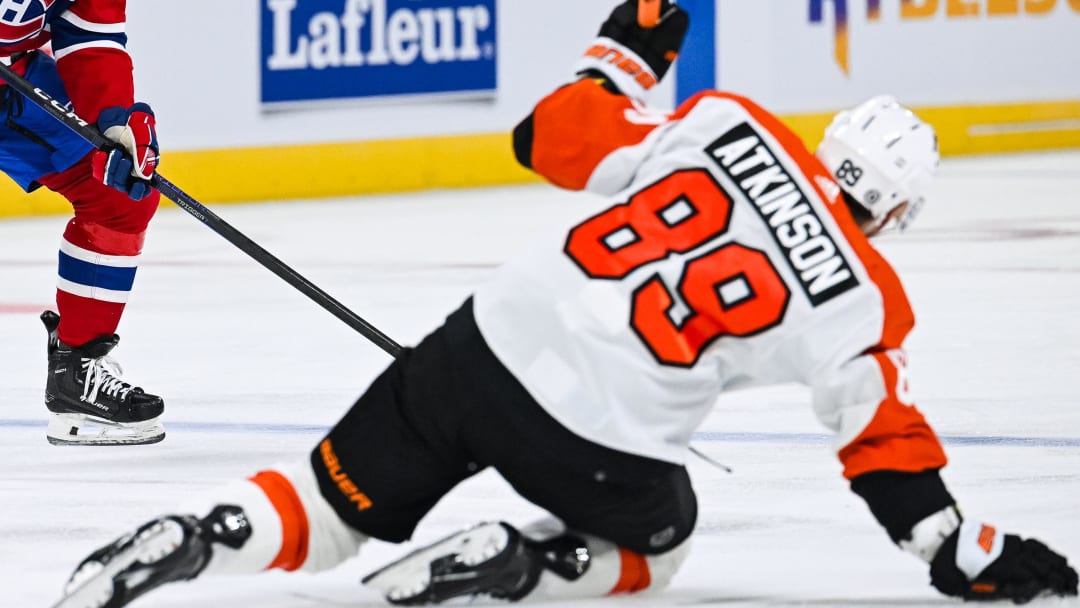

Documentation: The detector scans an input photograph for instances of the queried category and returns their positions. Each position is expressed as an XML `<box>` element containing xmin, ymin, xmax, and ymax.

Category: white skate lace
<box><xmin>81</xmin><ymin>356</ymin><xmax>135</xmax><ymax>403</ymax></box>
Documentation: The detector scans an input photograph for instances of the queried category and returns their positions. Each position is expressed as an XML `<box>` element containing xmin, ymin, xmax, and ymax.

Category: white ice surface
<box><xmin>2</xmin><ymin>152</ymin><xmax>1080</xmax><ymax>607</ymax></box>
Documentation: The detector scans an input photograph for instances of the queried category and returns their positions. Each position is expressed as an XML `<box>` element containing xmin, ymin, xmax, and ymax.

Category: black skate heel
<box><xmin>52</xmin><ymin>505</ymin><xmax>252</xmax><ymax>608</ymax></box>
<box><xmin>42</xmin><ymin>311</ymin><xmax>166</xmax><ymax>446</ymax></box>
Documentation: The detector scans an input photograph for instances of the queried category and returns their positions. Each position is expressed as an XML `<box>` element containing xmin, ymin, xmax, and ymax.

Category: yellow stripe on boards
<box><xmin>2</xmin><ymin>99</ymin><xmax>1078</xmax><ymax>220</ymax></box>
<box><xmin>161</xmin><ymin>132</ymin><xmax>538</xmax><ymax>204</ymax></box>
<box><xmin>0</xmin><ymin>183</ymin><xmax>69</xmax><ymax>219</ymax></box>
<box><xmin>784</xmin><ymin>99</ymin><xmax>1080</xmax><ymax>155</ymax></box>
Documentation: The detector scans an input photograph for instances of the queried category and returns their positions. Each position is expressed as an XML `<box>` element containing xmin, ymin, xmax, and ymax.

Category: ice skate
<box><xmin>42</xmin><ymin>311</ymin><xmax>165</xmax><ymax>446</ymax></box>
<box><xmin>52</xmin><ymin>506</ymin><xmax>251</xmax><ymax>608</ymax></box>
<box><xmin>363</xmin><ymin>522</ymin><xmax>544</xmax><ymax>605</ymax></box>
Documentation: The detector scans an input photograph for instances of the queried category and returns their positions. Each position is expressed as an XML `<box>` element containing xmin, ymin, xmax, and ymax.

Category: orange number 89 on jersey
<box><xmin>564</xmin><ymin>169</ymin><xmax>791</xmax><ymax>367</ymax></box>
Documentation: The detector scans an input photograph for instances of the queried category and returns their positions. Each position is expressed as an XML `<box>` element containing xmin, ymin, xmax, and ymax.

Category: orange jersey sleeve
<box><xmin>513</xmin><ymin>79</ymin><xmax>664</xmax><ymax>191</ymax></box>
<box><xmin>832</xmin><ymin>349</ymin><xmax>948</xmax><ymax>479</ymax></box>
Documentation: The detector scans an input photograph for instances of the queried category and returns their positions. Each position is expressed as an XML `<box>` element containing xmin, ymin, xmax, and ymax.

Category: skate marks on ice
<box><xmin>276</xmin><ymin>587</ymin><xmax>959</xmax><ymax>608</ymax></box>
<box><xmin>284</xmin><ymin>591</ymin><xmax>379</xmax><ymax>606</ymax></box>
<box><xmin>895</xmin><ymin>219</ymin><xmax>1080</xmax><ymax>245</ymax></box>
<box><xmin>672</xmin><ymin>597</ymin><xmax>971</xmax><ymax>606</ymax></box>
<box><xmin>284</xmin><ymin>587</ymin><xmax>1069</xmax><ymax>608</ymax></box>
<box><xmin>670</xmin><ymin>590</ymin><xmax>1080</xmax><ymax>606</ymax></box>
<box><xmin>280</xmin><ymin>593</ymin><xmax>955</xmax><ymax>608</ymax></box>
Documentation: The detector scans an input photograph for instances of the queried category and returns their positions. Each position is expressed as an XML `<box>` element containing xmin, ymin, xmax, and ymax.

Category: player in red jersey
<box><xmin>51</xmin><ymin>1</ymin><xmax>1076</xmax><ymax>606</ymax></box>
<box><xmin>0</xmin><ymin>0</ymin><xmax>164</xmax><ymax>445</ymax></box>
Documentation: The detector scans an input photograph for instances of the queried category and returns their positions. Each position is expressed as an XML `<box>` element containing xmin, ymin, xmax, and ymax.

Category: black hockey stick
<box><xmin>0</xmin><ymin>60</ymin><xmax>402</xmax><ymax>358</ymax></box>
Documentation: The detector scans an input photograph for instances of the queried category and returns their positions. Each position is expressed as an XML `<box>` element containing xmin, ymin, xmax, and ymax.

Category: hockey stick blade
<box><xmin>0</xmin><ymin>59</ymin><xmax>402</xmax><ymax>359</ymax></box>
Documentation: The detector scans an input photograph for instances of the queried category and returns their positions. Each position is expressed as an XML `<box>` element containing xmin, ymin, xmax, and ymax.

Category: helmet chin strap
<box><xmin>863</xmin><ymin>201</ymin><xmax>911</xmax><ymax>237</ymax></box>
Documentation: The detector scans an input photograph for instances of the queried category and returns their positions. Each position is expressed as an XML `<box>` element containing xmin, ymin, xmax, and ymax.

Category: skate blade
<box><xmin>52</xmin><ymin>519</ymin><xmax>185</xmax><ymax>608</ymax></box>
<box><xmin>363</xmin><ymin>522</ymin><xmax>511</xmax><ymax>603</ymax></box>
<box><xmin>47</xmin><ymin>413</ymin><xmax>165</xmax><ymax>447</ymax></box>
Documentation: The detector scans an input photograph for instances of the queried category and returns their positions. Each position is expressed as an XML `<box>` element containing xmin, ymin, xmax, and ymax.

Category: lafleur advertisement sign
<box><xmin>260</xmin><ymin>0</ymin><xmax>497</xmax><ymax>107</ymax></box>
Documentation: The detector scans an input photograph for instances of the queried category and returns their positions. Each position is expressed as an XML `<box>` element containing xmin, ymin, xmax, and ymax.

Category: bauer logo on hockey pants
<box><xmin>260</xmin><ymin>0</ymin><xmax>497</xmax><ymax>106</ymax></box>
<box><xmin>706</xmin><ymin>123</ymin><xmax>859</xmax><ymax>307</ymax></box>
<box><xmin>320</xmin><ymin>439</ymin><xmax>373</xmax><ymax>511</ymax></box>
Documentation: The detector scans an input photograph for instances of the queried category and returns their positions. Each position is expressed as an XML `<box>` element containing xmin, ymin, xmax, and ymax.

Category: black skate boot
<box><xmin>52</xmin><ymin>505</ymin><xmax>252</xmax><ymax>608</ymax></box>
<box><xmin>363</xmin><ymin>522</ymin><xmax>590</xmax><ymax>605</ymax></box>
<box><xmin>42</xmin><ymin>311</ymin><xmax>166</xmax><ymax>446</ymax></box>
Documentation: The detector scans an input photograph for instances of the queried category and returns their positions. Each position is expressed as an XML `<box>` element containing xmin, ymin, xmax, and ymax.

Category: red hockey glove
<box><xmin>92</xmin><ymin>103</ymin><xmax>159</xmax><ymax>201</ymax></box>
<box><xmin>929</xmin><ymin>521</ymin><xmax>1077</xmax><ymax>603</ymax></box>
<box><xmin>573</xmin><ymin>0</ymin><xmax>688</xmax><ymax>102</ymax></box>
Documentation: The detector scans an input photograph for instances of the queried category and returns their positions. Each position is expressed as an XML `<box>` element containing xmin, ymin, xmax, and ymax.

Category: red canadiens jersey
<box><xmin>0</xmin><ymin>0</ymin><xmax>133</xmax><ymax>122</ymax></box>
<box><xmin>474</xmin><ymin>80</ymin><xmax>947</xmax><ymax>478</ymax></box>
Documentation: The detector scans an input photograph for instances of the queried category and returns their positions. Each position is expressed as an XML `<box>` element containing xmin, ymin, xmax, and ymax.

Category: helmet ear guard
<box><xmin>816</xmin><ymin>95</ymin><xmax>939</xmax><ymax>232</ymax></box>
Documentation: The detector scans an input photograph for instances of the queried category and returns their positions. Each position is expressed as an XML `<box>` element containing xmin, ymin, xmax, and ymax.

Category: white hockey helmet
<box><xmin>816</xmin><ymin>95</ymin><xmax>939</xmax><ymax>232</ymax></box>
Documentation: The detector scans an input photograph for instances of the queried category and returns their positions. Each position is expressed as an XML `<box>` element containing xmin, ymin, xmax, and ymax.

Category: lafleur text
<box><xmin>267</xmin><ymin>0</ymin><xmax>493</xmax><ymax>70</ymax></box>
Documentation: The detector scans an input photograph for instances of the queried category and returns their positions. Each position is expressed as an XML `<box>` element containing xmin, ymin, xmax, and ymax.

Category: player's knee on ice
<box><xmin>522</xmin><ymin>517</ymin><xmax>692</xmax><ymax>600</ymax></box>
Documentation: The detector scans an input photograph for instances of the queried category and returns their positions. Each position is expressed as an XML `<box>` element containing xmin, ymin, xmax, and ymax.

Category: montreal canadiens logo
<box><xmin>0</xmin><ymin>0</ymin><xmax>55</xmax><ymax>44</ymax></box>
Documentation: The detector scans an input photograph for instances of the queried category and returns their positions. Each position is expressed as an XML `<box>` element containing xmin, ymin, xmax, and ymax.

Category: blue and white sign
<box><xmin>261</xmin><ymin>0</ymin><xmax>497</xmax><ymax>106</ymax></box>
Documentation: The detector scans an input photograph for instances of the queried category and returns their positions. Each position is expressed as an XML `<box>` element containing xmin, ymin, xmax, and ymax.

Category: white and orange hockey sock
<box><xmin>188</xmin><ymin>462</ymin><xmax>367</xmax><ymax>575</ymax></box>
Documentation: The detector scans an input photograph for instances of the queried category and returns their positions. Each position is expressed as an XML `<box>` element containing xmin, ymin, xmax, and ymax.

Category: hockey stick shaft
<box><xmin>0</xmin><ymin>60</ymin><xmax>402</xmax><ymax>359</ymax></box>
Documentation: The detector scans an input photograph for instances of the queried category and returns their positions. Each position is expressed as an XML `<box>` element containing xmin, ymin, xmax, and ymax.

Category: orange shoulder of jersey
<box><xmin>528</xmin><ymin>79</ymin><xmax>665</xmax><ymax>191</ymax></box>
<box><xmin>526</xmin><ymin>85</ymin><xmax>754</xmax><ymax>192</ymax></box>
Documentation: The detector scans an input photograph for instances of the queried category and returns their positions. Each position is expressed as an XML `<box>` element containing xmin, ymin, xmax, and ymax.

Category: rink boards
<box><xmin>1</xmin><ymin>1</ymin><xmax>1078</xmax><ymax>218</ymax></box>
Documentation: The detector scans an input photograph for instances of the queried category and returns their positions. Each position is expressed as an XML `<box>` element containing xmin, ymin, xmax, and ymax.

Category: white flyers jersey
<box><xmin>475</xmin><ymin>81</ymin><xmax>946</xmax><ymax>477</ymax></box>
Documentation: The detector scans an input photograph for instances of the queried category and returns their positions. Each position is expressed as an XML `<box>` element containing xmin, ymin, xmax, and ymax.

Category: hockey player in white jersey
<box><xmin>53</xmin><ymin>1</ymin><xmax>1077</xmax><ymax>606</ymax></box>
